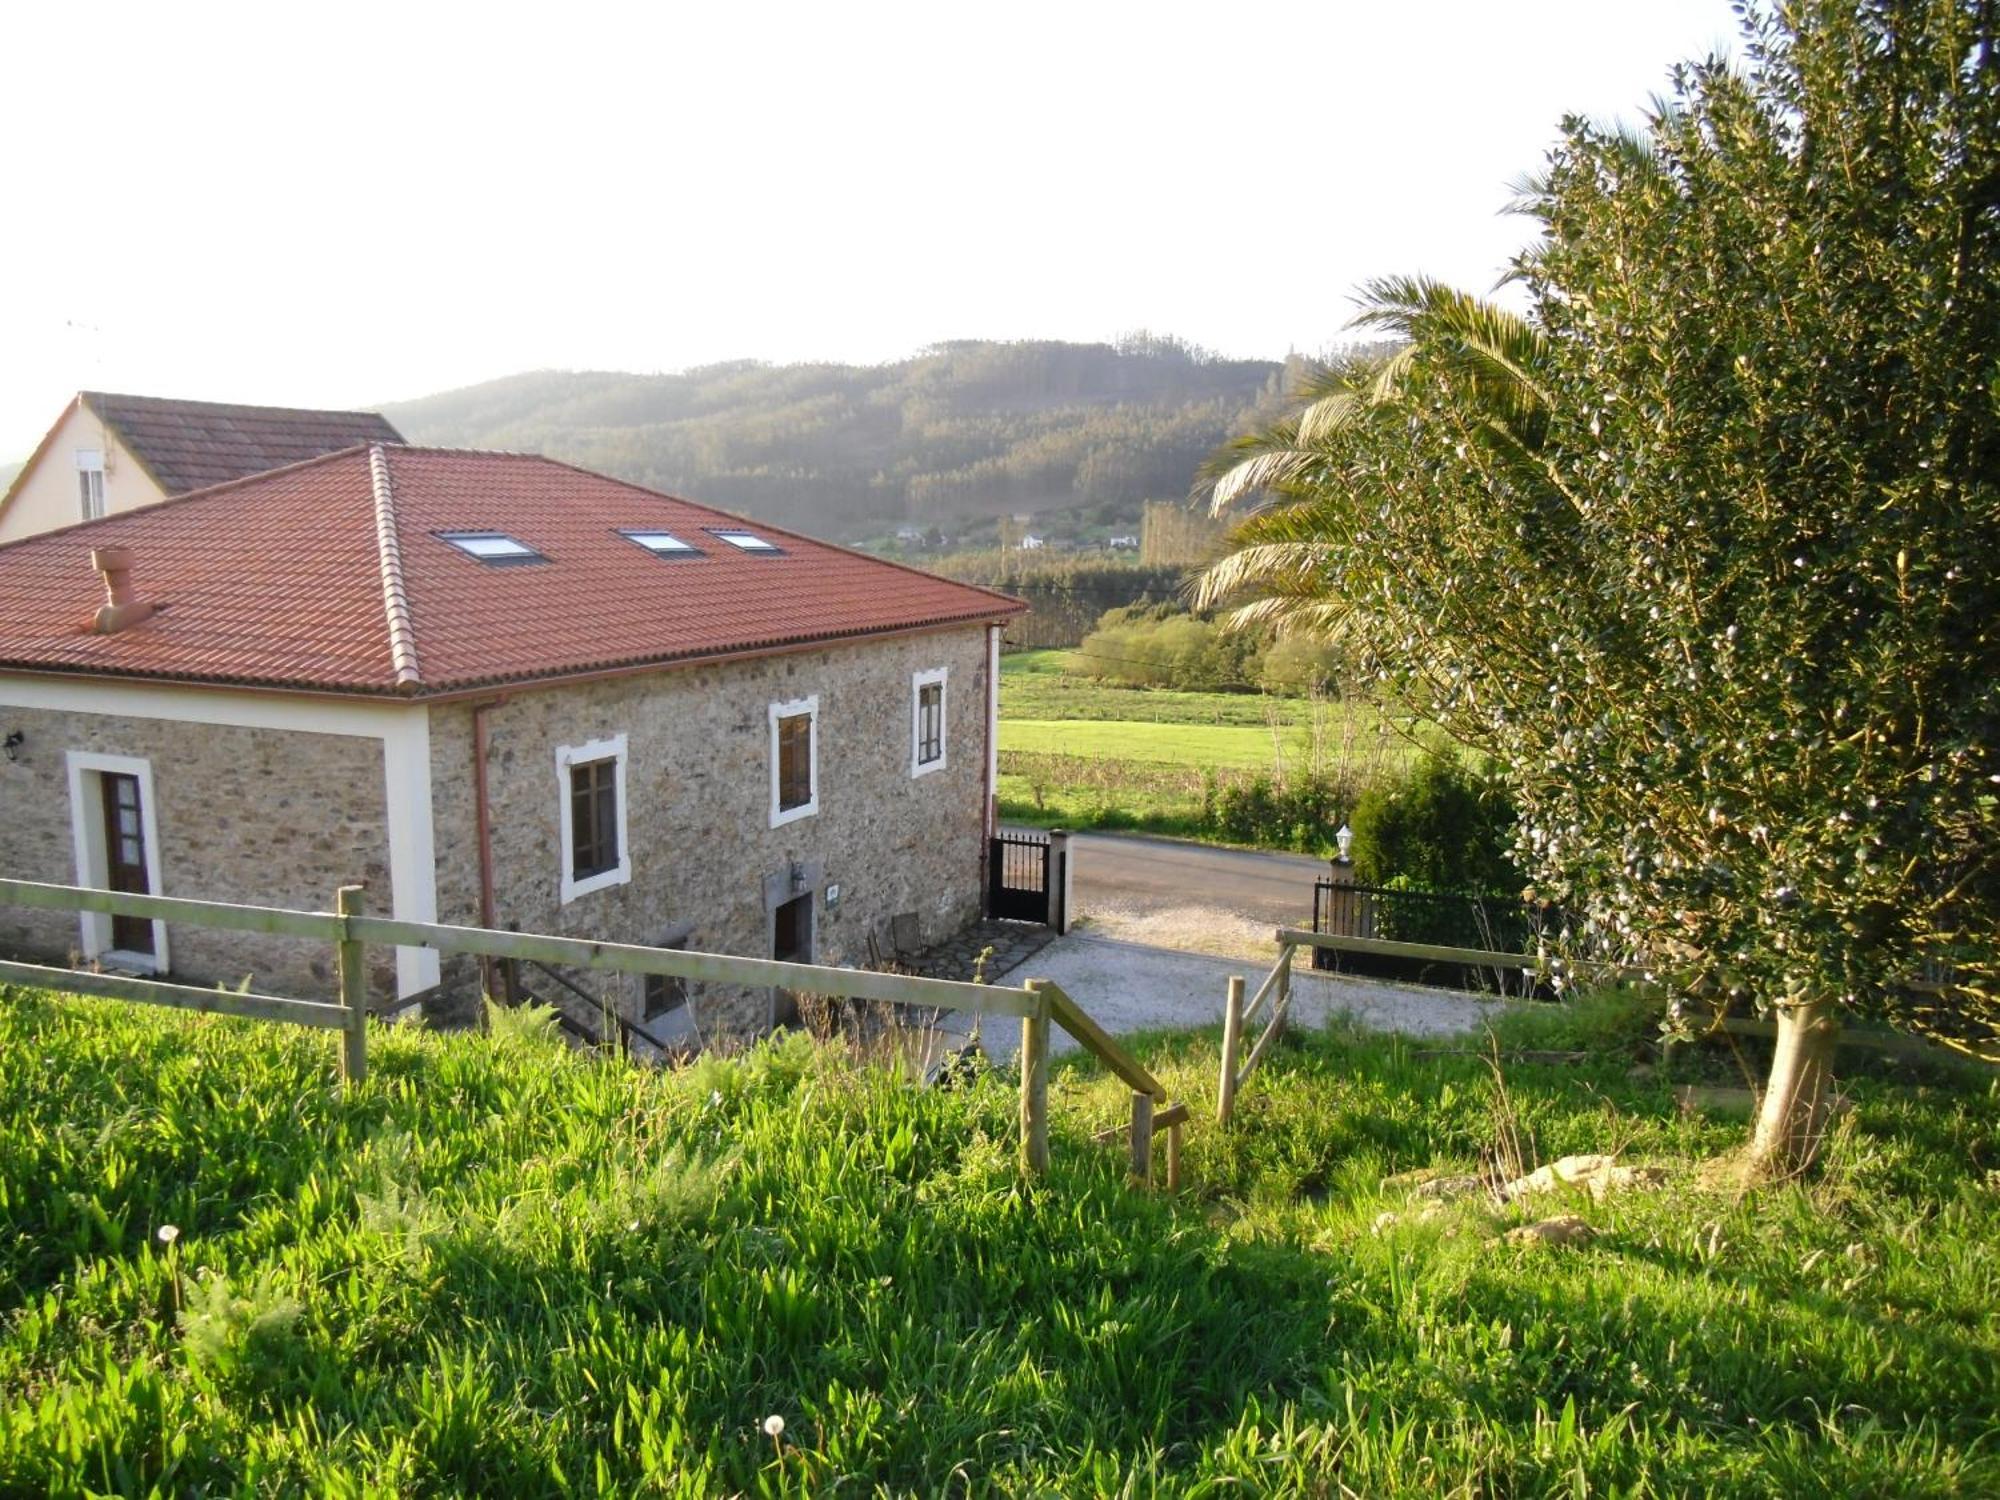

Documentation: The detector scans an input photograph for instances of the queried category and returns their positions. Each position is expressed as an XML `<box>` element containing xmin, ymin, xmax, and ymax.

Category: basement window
<box><xmin>708</xmin><ymin>528</ymin><xmax>784</xmax><ymax>555</ymax></box>
<box><xmin>619</xmin><ymin>529</ymin><xmax>702</xmax><ymax>557</ymax></box>
<box><xmin>440</xmin><ymin>531</ymin><xmax>545</xmax><ymax>564</ymax></box>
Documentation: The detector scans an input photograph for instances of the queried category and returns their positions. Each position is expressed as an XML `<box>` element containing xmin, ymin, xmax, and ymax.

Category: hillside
<box><xmin>4</xmin><ymin>988</ymin><xmax>1996</xmax><ymax>1494</ymax></box>
<box><xmin>383</xmin><ymin>337</ymin><xmax>1299</xmax><ymax>539</ymax></box>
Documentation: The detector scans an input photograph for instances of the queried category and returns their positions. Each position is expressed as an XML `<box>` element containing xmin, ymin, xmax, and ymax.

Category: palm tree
<box><xmin>1193</xmin><ymin>277</ymin><xmax>1568</xmax><ymax>753</ymax></box>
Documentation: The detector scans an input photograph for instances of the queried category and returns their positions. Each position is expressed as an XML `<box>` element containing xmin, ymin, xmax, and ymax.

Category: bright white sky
<box><xmin>0</xmin><ymin>0</ymin><xmax>1742</xmax><ymax>459</ymax></box>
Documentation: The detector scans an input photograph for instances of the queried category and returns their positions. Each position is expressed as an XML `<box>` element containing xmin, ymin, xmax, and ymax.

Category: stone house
<box><xmin>0</xmin><ymin>391</ymin><xmax>403</xmax><ymax>545</ymax></box>
<box><xmin>0</xmin><ymin>444</ymin><xmax>1024</xmax><ymax>1038</ymax></box>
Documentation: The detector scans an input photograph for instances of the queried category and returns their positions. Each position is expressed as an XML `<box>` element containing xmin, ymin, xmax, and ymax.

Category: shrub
<box><xmin>1207</xmin><ymin>770</ymin><xmax>1348</xmax><ymax>852</ymax></box>
<box><xmin>1077</xmin><ymin>605</ymin><xmax>1263</xmax><ymax>692</ymax></box>
<box><xmin>1255</xmin><ymin>633</ymin><xmax>1351</xmax><ymax>695</ymax></box>
<box><xmin>1350</xmin><ymin>752</ymin><xmax>1519</xmax><ymax>894</ymax></box>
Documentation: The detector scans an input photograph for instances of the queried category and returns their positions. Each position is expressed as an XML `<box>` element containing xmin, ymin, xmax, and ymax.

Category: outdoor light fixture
<box><xmin>2</xmin><ymin>731</ymin><xmax>21</xmax><ymax>763</ymax></box>
<box><xmin>1335</xmin><ymin>823</ymin><xmax>1353</xmax><ymax>864</ymax></box>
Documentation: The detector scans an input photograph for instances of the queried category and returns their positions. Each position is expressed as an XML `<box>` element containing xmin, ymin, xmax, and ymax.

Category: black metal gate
<box><xmin>989</xmin><ymin>831</ymin><xmax>1058</xmax><ymax>925</ymax></box>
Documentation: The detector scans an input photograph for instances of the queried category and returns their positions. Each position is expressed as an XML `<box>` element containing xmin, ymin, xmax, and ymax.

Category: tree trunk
<box><xmin>1746</xmin><ymin>997</ymin><xmax>1842</xmax><ymax>1177</ymax></box>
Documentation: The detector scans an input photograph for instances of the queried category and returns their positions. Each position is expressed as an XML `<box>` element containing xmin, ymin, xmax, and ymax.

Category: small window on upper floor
<box><xmin>619</xmin><ymin>529</ymin><xmax>702</xmax><ymax>558</ymax></box>
<box><xmin>708</xmin><ymin>528</ymin><xmax>784</xmax><ymax>555</ymax></box>
<box><xmin>558</xmin><ymin>734</ymin><xmax>630</xmax><ymax>903</ymax></box>
<box><xmin>770</xmin><ymin>696</ymin><xmax>818</xmax><ymax>826</ymax></box>
<box><xmin>912</xmin><ymin>666</ymin><xmax>947</xmax><ymax>777</ymax></box>
<box><xmin>440</xmin><ymin>531</ymin><xmax>546</xmax><ymax>564</ymax></box>
<box><xmin>75</xmin><ymin>450</ymin><xmax>105</xmax><ymax>522</ymax></box>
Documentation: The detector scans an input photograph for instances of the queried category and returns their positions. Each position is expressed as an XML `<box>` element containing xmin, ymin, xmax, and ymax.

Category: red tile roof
<box><xmin>0</xmin><ymin>446</ymin><xmax>1023</xmax><ymax>697</ymax></box>
<box><xmin>80</xmin><ymin>392</ymin><xmax>405</xmax><ymax>495</ymax></box>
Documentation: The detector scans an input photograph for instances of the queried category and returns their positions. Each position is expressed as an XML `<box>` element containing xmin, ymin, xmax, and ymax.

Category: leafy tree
<box><xmin>1197</xmin><ymin>0</ymin><xmax>2000</xmax><ymax>1174</ymax></box>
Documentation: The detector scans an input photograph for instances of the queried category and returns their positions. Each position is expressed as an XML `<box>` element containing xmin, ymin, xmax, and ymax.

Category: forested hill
<box><xmin>382</xmin><ymin>337</ymin><xmax>1298</xmax><ymax>538</ymax></box>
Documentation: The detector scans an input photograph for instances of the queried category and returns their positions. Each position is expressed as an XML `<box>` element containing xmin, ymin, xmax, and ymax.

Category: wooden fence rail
<box><xmin>0</xmin><ymin>876</ymin><xmax>1186</xmax><ymax>1181</ymax></box>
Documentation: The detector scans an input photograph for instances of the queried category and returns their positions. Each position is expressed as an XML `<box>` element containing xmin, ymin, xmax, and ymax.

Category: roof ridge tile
<box><xmin>369</xmin><ymin>445</ymin><xmax>423</xmax><ymax>691</ymax></box>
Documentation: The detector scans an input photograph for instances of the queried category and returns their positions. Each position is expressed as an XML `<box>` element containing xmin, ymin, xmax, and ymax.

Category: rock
<box><xmin>1501</xmin><ymin>1154</ymin><xmax>1617</xmax><ymax>1199</ymax></box>
<box><xmin>1505</xmin><ymin>1214</ymin><xmax>1595</xmax><ymax>1248</ymax></box>
<box><xmin>1411</xmin><ymin>1173</ymin><xmax>1487</xmax><ymax>1202</ymax></box>
<box><xmin>1372</xmin><ymin>1210</ymin><xmax>1400</xmax><ymax>1235</ymax></box>
<box><xmin>1586</xmin><ymin>1165</ymin><xmax>1669</xmax><ymax>1200</ymax></box>
<box><xmin>1625</xmin><ymin>1062</ymin><xmax>1656</xmax><ymax>1082</ymax></box>
<box><xmin>1379</xmin><ymin>1168</ymin><xmax>1440</xmax><ymax>1192</ymax></box>
<box><xmin>1503</xmin><ymin>1153</ymin><xmax>1670</xmax><ymax>1202</ymax></box>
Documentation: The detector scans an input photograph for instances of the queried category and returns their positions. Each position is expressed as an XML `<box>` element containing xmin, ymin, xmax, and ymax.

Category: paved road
<box><xmin>1007</xmin><ymin>827</ymin><xmax>1329</xmax><ymax>929</ymax></box>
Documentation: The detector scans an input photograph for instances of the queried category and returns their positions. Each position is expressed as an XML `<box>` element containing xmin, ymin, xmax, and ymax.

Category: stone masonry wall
<box><xmin>427</xmin><ymin>625</ymin><xmax>993</xmax><ymax>1037</ymax></box>
<box><xmin>0</xmin><ymin>708</ymin><xmax>394</xmax><ymax>1000</ymax></box>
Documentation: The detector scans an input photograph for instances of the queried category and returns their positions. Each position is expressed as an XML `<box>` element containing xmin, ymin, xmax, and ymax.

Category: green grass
<box><xmin>1002</xmin><ymin>650</ymin><xmax>1322</xmax><ymax>729</ymax></box>
<box><xmin>1001</xmin><ymin>718</ymin><xmax>1312</xmax><ymax>769</ymax></box>
<box><xmin>4</xmin><ymin>988</ymin><xmax>1998</xmax><ymax>1495</ymax></box>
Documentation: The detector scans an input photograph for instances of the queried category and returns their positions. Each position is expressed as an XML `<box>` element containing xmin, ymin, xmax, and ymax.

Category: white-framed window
<box><xmin>769</xmin><ymin>696</ymin><xmax>819</xmax><ymax>827</ymax></box>
<box><xmin>556</xmin><ymin>734</ymin><xmax>630</xmax><ymax>904</ymax></box>
<box><xmin>75</xmin><ymin>449</ymin><xmax>106</xmax><ymax>522</ymax></box>
<box><xmin>911</xmin><ymin>666</ymin><xmax>947</xmax><ymax>777</ymax></box>
<box><xmin>65</xmin><ymin>750</ymin><xmax>168</xmax><ymax>970</ymax></box>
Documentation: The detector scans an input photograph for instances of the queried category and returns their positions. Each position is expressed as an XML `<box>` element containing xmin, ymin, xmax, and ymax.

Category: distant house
<box><xmin>0</xmin><ymin>392</ymin><xmax>403</xmax><ymax>545</ymax></box>
<box><xmin>1106</xmin><ymin>534</ymin><xmax>1139</xmax><ymax>550</ymax></box>
<box><xmin>1017</xmin><ymin>534</ymin><xmax>1047</xmax><ymax>551</ymax></box>
<box><xmin>0</xmin><ymin>445</ymin><xmax>1024</xmax><ymax>1039</ymax></box>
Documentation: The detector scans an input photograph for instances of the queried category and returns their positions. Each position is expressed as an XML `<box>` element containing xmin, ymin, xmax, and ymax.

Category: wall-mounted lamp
<box><xmin>2</xmin><ymin>731</ymin><xmax>21</xmax><ymax>763</ymax></box>
<box><xmin>1334</xmin><ymin>823</ymin><xmax>1353</xmax><ymax>865</ymax></box>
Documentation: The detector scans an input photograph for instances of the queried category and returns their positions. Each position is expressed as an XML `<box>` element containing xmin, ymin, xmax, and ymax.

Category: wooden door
<box><xmin>771</xmin><ymin>893</ymin><xmax>813</xmax><ymax>1026</ymax></box>
<box><xmin>99</xmin><ymin>772</ymin><xmax>154</xmax><ymax>955</ymax></box>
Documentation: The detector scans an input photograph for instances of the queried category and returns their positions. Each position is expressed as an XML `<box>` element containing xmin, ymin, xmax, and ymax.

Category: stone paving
<box><xmin>899</xmin><ymin>918</ymin><xmax>1059</xmax><ymax>984</ymax></box>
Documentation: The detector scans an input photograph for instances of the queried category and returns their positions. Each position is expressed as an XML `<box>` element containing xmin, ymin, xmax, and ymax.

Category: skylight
<box><xmin>619</xmin><ymin>529</ymin><xmax>701</xmax><ymax>557</ymax></box>
<box><xmin>708</xmin><ymin>528</ymin><xmax>783</xmax><ymax>554</ymax></box>
<box><xmin>439</xmin><ymin>531</ymin><xmax>544</xmax><ymax>564</ymax></box>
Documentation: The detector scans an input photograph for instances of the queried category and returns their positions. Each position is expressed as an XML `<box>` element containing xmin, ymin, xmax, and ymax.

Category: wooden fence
<box><xmin>1214</xmin><ymin>924</ymin><xmax>1993</xmax><ymax>1114</ymax></box>
<box><xmin>0</xmin><ymin>877</ymin><xmax>1182</xmax><ymax>1182</ymax></box>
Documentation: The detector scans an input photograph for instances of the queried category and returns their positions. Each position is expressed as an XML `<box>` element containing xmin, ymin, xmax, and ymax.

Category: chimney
<box><xmin>89</xmin><ymin>546</ymin><xmax>158</xmax><ymax>634</ymax></box>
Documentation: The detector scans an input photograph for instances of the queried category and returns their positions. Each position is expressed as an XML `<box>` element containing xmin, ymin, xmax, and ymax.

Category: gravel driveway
<box><xmin>937</xmin><ymin>931</ymin><xmax>1517</xmax><ymax>1063</ymax></box>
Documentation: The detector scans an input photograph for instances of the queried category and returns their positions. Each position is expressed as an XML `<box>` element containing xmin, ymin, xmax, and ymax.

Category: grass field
<box><xmin>996</xmin><ymin>650</ymin><xmax>1419</xmax><ymax>848</ymax></box>
<box><xmin>1002</xmin><ymin>650</ymin><xmax>1323</xmax><ymax>729</ymax></box>
<box><xmin>1003</xmin><ymin>718</ymin><xmax>1312</xmax><ymax>770</ymax></box>
<box><xmin>4</xmin><ymin>989</ymin><xmax>1997</xmax><ymax>1494</ymax></box>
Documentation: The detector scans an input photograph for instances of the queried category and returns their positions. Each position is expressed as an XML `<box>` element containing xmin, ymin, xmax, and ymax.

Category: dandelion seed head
<box><xmin>156</xmin><ymin>1224</ymin><xmax>180</xmax><ymax>1246</ymax></box>
<box><xmin>763</xmin><ymin>1414</ymin><xmax>786</xmax><ymax>1439</ymax></box>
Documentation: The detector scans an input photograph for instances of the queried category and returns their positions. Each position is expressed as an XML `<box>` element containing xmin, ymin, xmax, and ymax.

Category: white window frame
<box><xmin>769</xmin><ymin>695</ymin><xmax>819</xmax><ymax>827</ymax></box>
<box><xmin>65</xmin><ymin>750</ymin><xmax>169</xmax><ymax>971</ymax></box>
<box><xmin>911</xmin><ymin>666</ymin><xmax>948</xmax><ymax>777</ymax></box>
<box><xmin>75</xmin><ymin>449</ymin><xmax>106</xmax><ymax>522</ymax></box>
<box><xmin>556</xmin><ymin>733</ymin><xmax>631</xmax><ymax>904</ymax></box>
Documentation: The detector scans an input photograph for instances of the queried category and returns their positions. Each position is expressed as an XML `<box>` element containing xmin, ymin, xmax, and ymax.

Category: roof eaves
<box><xmin>368</xmin><ymin>445</ymin><xmax>424</xmax><ymax>692</ymax></box>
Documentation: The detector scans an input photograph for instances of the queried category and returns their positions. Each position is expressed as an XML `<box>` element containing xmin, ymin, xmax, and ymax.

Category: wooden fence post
<box><xmin>335</xmin><ymin>884</ymin><xmax>368</xmax><ymax>1088</ymax></box>
<box><xmin>1130</xmin><ymin>1092</ymin><xmax>1155</xmax><ymax>1185</ymax></box>
<box><xmin>1218</xmin><ymin>974</ymin><xmax>1244</xmax><ymax>1125</ymax></box>
<box><xmin>1020</xmin><ymin>980</ymin><xmax>1052</xmax><ymax>1178</ymax></box>
<box><xmin>1275</xmin><ymin>946</ymin><xmax>1293</xmax><ymax>1033</ymax></box>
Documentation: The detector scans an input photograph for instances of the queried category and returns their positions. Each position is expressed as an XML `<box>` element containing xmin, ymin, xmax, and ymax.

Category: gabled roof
<box><xmin>0</xmin><ymin>445</ymin><xmax>1024</xmax><ymax>698</ymax></box>
<box><xmin>76</xmin><ymin>391</ymin><xmax>405</xmax><ymax>495</ymax></box>
<box><xmin>0</xmin><ymin>392</ymin><xmax>405</xmax><ymax>522</ymax></box>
